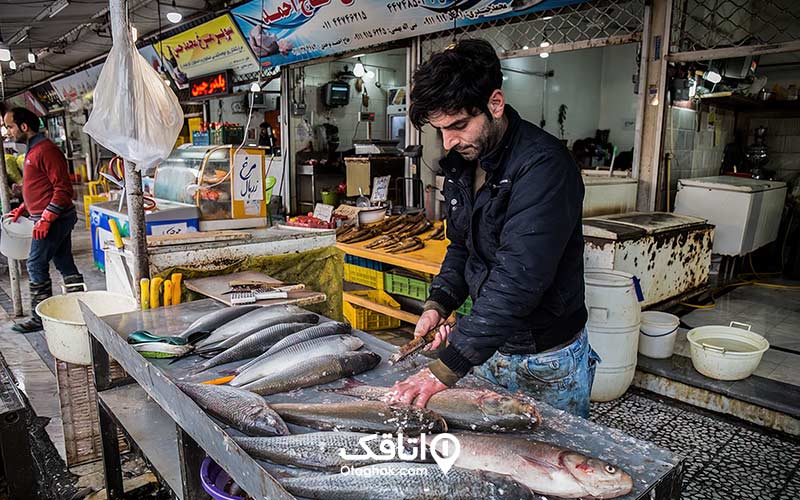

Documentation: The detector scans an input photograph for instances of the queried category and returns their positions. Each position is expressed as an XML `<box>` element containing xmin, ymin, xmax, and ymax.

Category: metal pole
<box><xmin>109</xmin><ymin>0</ymin><xmax>150</xmax><ymax>296</ymax></box>
<box><xmin>0</xmin><ymin>148</ymin><xmax>24</xmax><ymax>316</ymax></box>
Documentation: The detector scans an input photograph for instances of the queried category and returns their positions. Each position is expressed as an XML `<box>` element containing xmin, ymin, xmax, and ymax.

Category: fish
<box><xmin>200</xmin><ymin>312</ymin><xmax>321</xmax><ymax>353</ymax></box>
<box><xmin>427</xmin><ymin>433</ymin><xmax>634</xmax><ymax>499</ymax></box>
<box><xmin>269</xmin><ymin>401</ymin><xmax>447</xmax><ymax>435</ymax></box>
<box><xmin>194</xmin><ymin>304</ymin><xmax>306</xmax><ymax>349</ymax></box>
<box><xmin>191</xmin><ymin>322</ymin><xmax>316</xmax><ymax>373</ymax></box>
<box><xmin>262</xmin><ymin>321</ymin><xmax>352</xmax><ymax>357</ymax></box>
<box><xmin>278</xmin><ymin>463</ymin><xmax>537</xmax><ymax>500</ymax></box>
<box><xmin>387</xmin><ymin>237</ymin><xmax>424</xmax><ymax>254</ymax></box>
<box><xmin>133</xmin><ymin>342</ymin><xmax>193</xmax><ymax>358</ymax></box>
<box><xmin>176</xmin><ymin>305</ymin><xmax>261</xmax><ymax>343</ymax></box>
<box><xmin>175</xmin><ymin>382</ymin><xmax>289</xmax><ymax>437</ymax></box>
<box><xmin>330</xmin><ymin>380</ymin><xmax>541</xmax><ymax>432</ymax></box>
<box><xmin>241</xmin><ymin>351</ymin><xmax>381</xmax><ymax>395</ymax></box>
<box><xmin>230</xmin><ymin>335</ymin><xmax>364</xmax><ymax>387</ymax></box>
<box><xmin>233</xmin><ymin>431</ymin><xmax>429</xmax><ymax>471</ymax></box>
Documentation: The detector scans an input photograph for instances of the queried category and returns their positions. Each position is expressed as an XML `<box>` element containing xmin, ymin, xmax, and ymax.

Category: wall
<box><xmin>746</xmin><ymin>116</ymin><xmax>800</xmax><ymax>182</ymax></box>
<box><xmin>211</xmin><ymin>78</ymin><xmax>282</xmax><ymax>136</ymax></box>
<box><xmin>598</xmin><ymin>44</ymin><xmax>640</xmax><ymax>152</ymax></box>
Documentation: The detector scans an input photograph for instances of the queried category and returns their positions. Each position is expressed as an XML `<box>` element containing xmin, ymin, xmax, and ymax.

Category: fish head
<box><xmin>560</xmin><ymin>452</ymin><xmax>633</xmax><ymax>499</ymax></box>
<box><xmin>342</xmin><ymin>336</ymin><xmax>365</xmax><ymax>350</ymax></box>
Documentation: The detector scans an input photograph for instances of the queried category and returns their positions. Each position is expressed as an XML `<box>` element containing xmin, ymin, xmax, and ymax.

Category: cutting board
<box><xmin>185</xmin><ymin>271</ymin><xmax>326</xmax><ymax>308</ymax></box>
<box><xmin>136</xmin><ymin>230</ymin><xmax>252</xmax><ymax>247</ymax></box>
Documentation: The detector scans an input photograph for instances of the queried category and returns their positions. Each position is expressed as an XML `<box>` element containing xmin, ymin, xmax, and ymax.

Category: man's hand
<box><xmin>32</xmin><ymin>210</ymin><xmax>56</xmax><ymax>240</ymax></box>
<box><xmin>6</xmin><ymin>203</ymin><xmax>25</xmax><ymax>223</ymax></box>
<box><xmin>415</xmin><ymin>309</ymin><xmax>452</xmax><ymax>351</ymax></box>
<box><xmin>385</xmin><ymin>368</ymin><xmax>448</xmax><ymax>408</ymax></box>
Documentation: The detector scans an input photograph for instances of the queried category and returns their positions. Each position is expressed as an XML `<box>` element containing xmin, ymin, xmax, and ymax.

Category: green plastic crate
<box><xmin>384</xmin><ymin>272</ymin><xmax>430</xmax><ymax>301</ymax></box>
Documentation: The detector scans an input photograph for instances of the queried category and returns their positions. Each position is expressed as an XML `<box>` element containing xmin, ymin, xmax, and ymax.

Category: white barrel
<box><xmin>639</xmin><ymin>311</ymin><xmax>680</xmax><ymax>359</ymax></box>
<box><xmin>38</xmin><ymin>291</ymin><xmax>138</xmax><ymax>365</ymax></box>
<box><xmin>585</xmin><ymin>269</ymin><xmax>641</xmax><ymax>402</ymax></box>
<box><xmin>0</xmin><ymin>216</ymin><xmax>34</xmax><ymax>260</ymax></box>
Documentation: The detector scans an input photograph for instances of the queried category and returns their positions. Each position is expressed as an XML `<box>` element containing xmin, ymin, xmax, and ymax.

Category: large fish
<box><xmin>230</xmin><ymin>335</ymin><xmax>364</xmax><ymax>387</ymax></box>
<box><xmin>202</xmin><ymin>312</ymin><xmax>320</xmax><ymax>352</ymax></box>
<box><xmin>176</xmin><ymin>305</ymin><xmax>261</xmax><ymax>343</ymax></box>
<box><xmin>331</xmin><ymin>380</ymin><xmax>541</xmax><ymax>432</ymax></box>
<box><xmin>192</xmin><ymin>322</ymin><xmax>316</xmax><ymax>373</ymax></box>
<box><xmin>234</xmin><ymin>431</ymin><xmax>430</xmax><ymax>471</ymax></box>
<box><xmin>279</xmin><ymin>463</ymin><xmax>536</xmax><ymax>500</ymax></box>
<box><xmin>194</xmin><ymin>304</ymin><xmax>307</xmax><ymax>349</ymax></box>
<box><xmin>269</xmin><ymin>401</ymin><xmax>447</xmax><ymax>435</ymax></box>
<box><xmin>241</xmin><ymin>351</ymin><xmax>381</xmax><ymax>395</ymax></box>
<box><xmin>262</xmin><ymin>321</ymin><xmax>352</xmax><ymax>357</ymax></box>
<box><xmin>175</xmin><ymin>382</ymin><xmax>289</xmax><ymax>437</ymax></box>
<box><xmin>427</xmin><ymin>433</ymin><xmax>633</xmax><ymax>499</ymax></box>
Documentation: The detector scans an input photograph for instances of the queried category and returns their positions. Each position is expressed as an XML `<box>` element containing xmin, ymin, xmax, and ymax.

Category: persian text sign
<box><xmin>232</xmin><ymin>0</ymin><xmax>592</xmax><ymax>67</ymax></box>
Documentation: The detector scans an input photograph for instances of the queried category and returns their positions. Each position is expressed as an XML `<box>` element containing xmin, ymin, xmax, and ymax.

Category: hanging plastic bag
<box><xmin>84</xmin><ymin>23</ymin><xmax>183</xmax><ymax>171</ymax></box>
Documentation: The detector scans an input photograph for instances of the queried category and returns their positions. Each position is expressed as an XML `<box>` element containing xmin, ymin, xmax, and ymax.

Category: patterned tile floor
<box><xmin>590</xmin><ymin>389</ymin><xmax>800</xmax><ymax>500</ymax></box>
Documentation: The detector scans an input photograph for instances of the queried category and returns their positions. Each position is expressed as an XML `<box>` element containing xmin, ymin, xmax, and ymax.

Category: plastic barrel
<box><xmin>0</xmin><ymin>216</ymin><xmax>33</xmax><ymax>260</ymax></box>
<box><xmin>37</xmin><ymin>291</ymin><xmax>138</xmax><ymax>365</ymax></box>
<box><xmin>585</xmin><ymin>269</ymin><xmax>641</xmax><ymax>402</ymax></box>
<box><xmin>639</xmin><ymin>311</ymin><xmax>680</xmax><ymax>359</ymax></box>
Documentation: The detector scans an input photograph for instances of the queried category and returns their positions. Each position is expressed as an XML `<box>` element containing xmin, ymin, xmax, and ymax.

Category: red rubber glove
<box><xmin>32</xmin><ymin>210</ymin><xmax>57</xmax><ymax>240</ymax></box>
<box><xmin>7</xmin><ymin>203</ymin><xmax>25</xmax><ymax>223</ymax></box>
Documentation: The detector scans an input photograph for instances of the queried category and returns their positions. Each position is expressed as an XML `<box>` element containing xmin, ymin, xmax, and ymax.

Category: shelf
<box><xmin>98</xmin><ymin>384</ymin><xmax>184</xmax><ymax>500</ymax></box>
<box><xmin>698</xmin><ymin>93</ymin><xmax>800</xmax><ymax>114</ymax></box>
<box><xmin>343</xmin><ymin>291</ymin><xmax>420</xmax><ymax>324</ymax></box>
<box><xmin>336</xmin><ymin>235</ymin><xmax>448</xmax><ymax>276</ymax></box>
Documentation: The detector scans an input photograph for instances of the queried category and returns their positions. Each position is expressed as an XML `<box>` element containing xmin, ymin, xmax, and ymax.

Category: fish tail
<box><xmin>200</xmin><ymin>375</ymin><xmax>235</xmax><ymax>385</ymax></box>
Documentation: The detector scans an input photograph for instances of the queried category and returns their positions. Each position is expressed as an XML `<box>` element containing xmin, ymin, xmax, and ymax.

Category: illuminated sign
<box><xmin>189</xmin><ymin>71</ymin><xmax>231</xmax><ymax>99</ymax></box>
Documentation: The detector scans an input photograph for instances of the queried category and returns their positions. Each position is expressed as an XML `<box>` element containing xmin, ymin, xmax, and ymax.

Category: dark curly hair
<box><xmin>8</xmin><ymin>107</ymin><xmax>40</xmax><ymax>133</ymax></box>
<box><xmin>409</xmin><ymin>39</ymin><xmax>502</xmax><ymax>129</ymax></box>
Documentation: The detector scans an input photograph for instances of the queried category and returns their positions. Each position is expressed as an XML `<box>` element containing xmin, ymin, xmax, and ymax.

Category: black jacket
<box><xmin>429</xmin><ymin>106</ymin><xmax>587</xmax><ymax>379</ymax></box>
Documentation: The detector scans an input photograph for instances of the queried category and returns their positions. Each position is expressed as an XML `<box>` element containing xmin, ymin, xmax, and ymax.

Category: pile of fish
<box><xmin>336</xmin><ymin>212</ymin><xmax>444</xmax><ymax>253</ymax></box>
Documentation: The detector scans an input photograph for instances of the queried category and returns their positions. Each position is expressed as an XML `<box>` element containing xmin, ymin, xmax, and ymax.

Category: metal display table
<box><xmin>83</xmin><ymin>299</ymin><xmax>684</xmax><ymax>500</ymax></box>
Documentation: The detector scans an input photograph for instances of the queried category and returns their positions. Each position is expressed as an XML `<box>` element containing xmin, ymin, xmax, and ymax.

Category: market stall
<box><xmin>83</xmin><ymin>299</ymin><xmax>684</xmax><ymax>500</ymax></box>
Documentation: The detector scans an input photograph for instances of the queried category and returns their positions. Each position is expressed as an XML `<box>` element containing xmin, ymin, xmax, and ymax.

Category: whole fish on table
<box><xmin>194</xmin><ymin>304</ymin><xmax>306</xmax><ymax>349</ymax></box>
<box><xmin>269</xmin><ymin>400</ymin><xmax>447</xmax><ymax>435</ymax></box>
<box><xmin>176</xmin><ymin>305</ymin><xmax>261</xmax><ymax>344</ymax></box>
<box><xmin>175</xmin><ymin>382</ymin><xmax>289</xmax><ymax>437</ymax></box>
<box><xmin>230</xmin><ymin>335</ymin><xmax>364</xmax><ymax>387</ymax></box>
<box><xmin>191</xmin><ymin>322</ymin><xmax>316</xmax><ymax>373</ymax></box>
<box><xmin>241</xmin><ymin>351</ymin><xmax>381</xmax><ymax>395</ymax></box>
<box><xmin>198</xmin><ymin>312</ymin><xmax>320</xmax><ymax>353</ymax></box>
<box><xmin>234</xmin><ymin>431</ymin><xmax>429</xmax><ymax>471</ymax></box>
<box><xmin>261</xmin><ymin>321</ymin><xmax>351</xmax><ymax>358</ymax></box>
<box><xmin>426</xmin><ymin>433</ymin><xmax>634</xmax><ymax>499</ymax></box>
<box><xmin>330</xmin><ymin>380</ymin><xmax>542</xmax><ymax>432</ymax></box>
<box><xmin>278</xmin><ymin>463</ymin><xmax>536</xmax><ymax>500</ymax></box>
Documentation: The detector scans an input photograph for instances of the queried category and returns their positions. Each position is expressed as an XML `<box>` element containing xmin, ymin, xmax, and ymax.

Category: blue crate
<box><xmin>344</xmin><ymin>254</ymin><xmax>389</xmax><ymax>271</ymax></box>
<box><xmin>192</xmin><ymin>131</ymin><xmax>210</xmax><ymax>146</ymax></box>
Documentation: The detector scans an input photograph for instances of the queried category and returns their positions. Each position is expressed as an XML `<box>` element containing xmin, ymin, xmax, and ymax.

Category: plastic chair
<box><xmin>264</xmin><ymin>176</ymin><xmax>277</xmax><ymax>226</ymax></box>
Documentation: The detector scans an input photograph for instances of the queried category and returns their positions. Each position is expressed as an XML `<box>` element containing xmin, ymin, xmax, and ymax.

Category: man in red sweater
<box><xmin>3</xmin><ymin>107</ymin><xmax>83</xmax><ymax>333</ymax></box>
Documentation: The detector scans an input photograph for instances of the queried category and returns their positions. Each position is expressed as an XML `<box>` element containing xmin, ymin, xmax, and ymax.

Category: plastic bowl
<box><xmin>687</xmin><ymin>322</ymin><xmax>769</xmax><ymax>381</ymax></box>
<box><xmin>200</xmin><ymin>457</ymin><xmax>246</xmax><ymax>500</ymax></box>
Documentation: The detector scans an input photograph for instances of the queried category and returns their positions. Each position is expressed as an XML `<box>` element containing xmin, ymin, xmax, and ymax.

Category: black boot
<box><xmin>12</xmin><ymin>281</ymin><xmax>53</xmax><ymax>333</ymax></box>
<box><xmin>63</xmin><ymin>274</ymin><xmax>86</xmax><ymax>294</ymax></box>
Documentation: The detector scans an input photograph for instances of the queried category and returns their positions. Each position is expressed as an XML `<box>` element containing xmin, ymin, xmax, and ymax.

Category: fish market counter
<box><xmin>83</xmin><ymin>299</ymin><xmax>684</xmax><ymax>500</ymax></box>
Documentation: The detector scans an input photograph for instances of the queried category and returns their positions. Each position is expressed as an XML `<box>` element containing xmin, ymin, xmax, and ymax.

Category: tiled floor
<box><xmin>591</xmin><ymin>390</ymin><xmax>800</xmax><ymax>500</ymax></box>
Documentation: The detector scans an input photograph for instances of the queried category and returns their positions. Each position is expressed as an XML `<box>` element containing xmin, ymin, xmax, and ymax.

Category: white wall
<box><xmin>599</xmin><ymin>44</ymin><xmax>639</xmax><ymax>152</ymax></box>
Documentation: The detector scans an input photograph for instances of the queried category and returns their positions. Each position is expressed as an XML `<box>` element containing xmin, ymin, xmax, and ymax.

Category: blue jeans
<box><xmin>473</xmin><ymin>329</ymin><xmax>601</xmax><ymax>418</ymax></box>
<box><xmin>26</xmin><ymin>210</ymin><xmax>80</xmax><ymax>284</ymax></box>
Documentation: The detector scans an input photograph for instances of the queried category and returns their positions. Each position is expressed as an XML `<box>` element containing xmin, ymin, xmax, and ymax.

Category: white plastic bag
<box><xmin>84</xmin><ymin>28</ymin><xmax>183</xmax><ymax>170</ymax></box>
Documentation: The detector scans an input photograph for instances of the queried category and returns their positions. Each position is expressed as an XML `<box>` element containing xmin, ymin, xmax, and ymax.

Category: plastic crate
<box><xmin>384</xmin><ymin>272</ymin><xmax>430</xmax><ymax>301</ymax></box>
<box><xmin>192</xmin><ymin>131</ymin><xmax>210</xmax><ymax>146</ymax></box>
<box><xmin>456</xmin><ymin>297</ymin><xmax>473</xmax><ymax>316</ymax></box>
<box><xmin>343</xmin><ymin>290</ymin><xmax>401</xmax><ymax>331</ymax></box>
<box><xmin>344</xmin><ymin>263</ymin><xmax>385</xmax><ymax>290</ymax></box>
<box><xmin>344</xmin><ymin>255</ymin><xmax>389</xmax><ymax>271</ymax></box>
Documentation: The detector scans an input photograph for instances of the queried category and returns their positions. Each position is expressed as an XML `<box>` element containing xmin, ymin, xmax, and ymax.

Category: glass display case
<box><xmin>154</xmin><ymin>145</ymin><xmax>268</xmax><ymax>230</ymax></box>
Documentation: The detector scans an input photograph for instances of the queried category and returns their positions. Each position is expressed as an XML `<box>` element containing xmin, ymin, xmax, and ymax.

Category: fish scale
<box><xmin>262</xmin><ymin>321</ymin><xmax>351</xmax><ymax>357</ymax></box>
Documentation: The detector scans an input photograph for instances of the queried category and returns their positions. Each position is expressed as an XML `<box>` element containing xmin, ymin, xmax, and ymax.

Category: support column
<box><xmin>0</xmin><ymin>131</ymin><xmax>24</xmax><ymax>317</ymax></box>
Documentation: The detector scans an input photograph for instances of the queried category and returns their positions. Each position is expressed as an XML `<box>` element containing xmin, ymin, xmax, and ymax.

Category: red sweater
<box><xmin>22</xmin><ymin>134</ymin><xmax>74</xmax><ymax>219</ymax></box>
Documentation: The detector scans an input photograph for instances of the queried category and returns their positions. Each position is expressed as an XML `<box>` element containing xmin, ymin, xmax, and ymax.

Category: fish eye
<box><xmin>605</xmin><ymin>465</ymin><xmax>617</xmax><ymax>474</ymax></box>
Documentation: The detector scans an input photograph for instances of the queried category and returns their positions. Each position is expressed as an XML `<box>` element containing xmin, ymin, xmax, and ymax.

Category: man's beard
<box><xmin>458</xmin><ymin>117</ymin><xmax>503</xmax><ymax>161</ymax></box>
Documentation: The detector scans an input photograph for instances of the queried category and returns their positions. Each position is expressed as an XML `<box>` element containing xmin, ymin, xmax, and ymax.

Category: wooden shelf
<box><xmin>343</xmin><ymin>291</ymin><xmax>420</xmax><ymax>324</ymax></box>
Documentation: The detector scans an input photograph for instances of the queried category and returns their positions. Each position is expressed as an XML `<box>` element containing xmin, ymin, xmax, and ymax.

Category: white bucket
<box><xmin>687</xmin><ymin>322</ymin><xmax>769</xmax><ymax>381</ymax></box>
<box><xmin>639</xmin><ymin>311</ymin><xmax>680</xmax><ymax>359</ymax></box>
<box><xmin>37</xmin><ymin>291</ymin><xmax>138</xmax><ymax>365</ymax></box>
<box><xmin>585</xmin><ymin>269</ymin><xmax>641</xmax><ymax>402</ymax></box>
<box><xmin>0</xmin><ymin>216</ymin><xmax>33</xmax><ymax>260</ymax></box>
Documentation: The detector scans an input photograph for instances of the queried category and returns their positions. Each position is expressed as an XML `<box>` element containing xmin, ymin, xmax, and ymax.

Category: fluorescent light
<box><xmin>9</xmin><ymin>60</ymin><xmax>16</xmax><ymax>70</ymax></box>
<box><xmin>539</xmin><ymin>52</ymin><xmax>550</xmax><ymax>59</ymax></box>
<box><xmin>704</xmin><ymin>70</ymin><xmax>722</xmax><ymax>84</ymax></box>
<box><xmin>167</xmin><ymin>1</ymin><xmax>182</xmax><ymax>24</ymax></box>
<box><xmin>351</xmin><ymin>53</ymin><xmax>366</xmax><ymax>59</ymax></box>
<box><xmin>131</xmin><ymin>26</ymin><xmax>138</xmax><ymax>41</ymax></box>
<box><xmin>48</xmin><ymin>0</ymin><xmax>69</xmax><ymax>18</ymax></box>
<box><xmin>353</xmin><ymin>58</ymin><xmax>365</xmax><ymax>77</ymax></box>
<box><xmin>0</xmin><ymin>48</ymin><xmax>10</xmax><ymax>62</ymax></box>
<box><xmin>27</xmin><ymin>50</ymin><xmax>36</xmax><ymax>64</ymax></box>
<box><xmin>542</xmin><ymin>15</ymin><xmax>554</xmax><ymax>20</ymax></box>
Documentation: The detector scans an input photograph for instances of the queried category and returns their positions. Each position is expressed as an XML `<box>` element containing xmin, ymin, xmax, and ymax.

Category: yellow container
<box><xmin>343</xmin><ymin>263</ymin><xmax>385</xmax><ymax>290</ymax></box>
<box><xmin>83</xmin><ymin>181</ymin><xmax>108</xmax><ymax>229</ymax></box>
<box><xmin>343</xmin><ymin>290</ymin><xmax>401</xmax><ymax>331</ymax></box>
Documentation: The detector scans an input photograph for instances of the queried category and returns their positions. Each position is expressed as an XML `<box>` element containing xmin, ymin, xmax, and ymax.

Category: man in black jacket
<box><xmin>388</xmin><ymin>39</ymin><xmax>599</xmax><ymax>417</ymax></box>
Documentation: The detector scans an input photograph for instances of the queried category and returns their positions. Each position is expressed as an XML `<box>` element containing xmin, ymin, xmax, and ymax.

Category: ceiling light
<box><xmin>704</xmin><ymin>70</ymin><xmax>722</xmax><ymax>84</ymax></box>
<box><xmin>9</xmin><ymin>60</ymin><xmax>16</xmax><ymax>70</ymax></box>
<box><xmin>364</xmin><ymin>70</ymin><xmax>375</xmax><ymax>80</ymax></box>
<box><xmin>351</xmin><ymin>53</ymin><xmax>366</xmax><ymax>59</ymax></box>
<box><xmin>522</xmin><ymin>45</ymin><xmax>529</xmax><ymax>50</ymax></box>
<box><xmin>10</xmin><ymin>27</ymin><xmax>31</xmax><ymax>45</ymax></box>
<box><xmin>540</xmin><ymin>40</ymin><xmax>551</xmax><ymax>48</ymax></box>
<box><xmin>166</xmin><ymin>1</ymin><xmax>182</xmax><ymax>24</ymax></box>
<box><xmin>502</xmin><ymin>75</ymin><xmax>508</xmax><ymax>81</ymax></box>
<box><xmin>542</xmin><ymin>15</ymin><xmax>554</xmax><ymax>20</ymax></box>
<box><xmin>48</xmin><ymin>0</ymin><xmax>69</xmax><ymax>18</ymax></box>
<box><xmin>250</xmin><ymin>81</ymin><xmax>262</xmax><ymax>92</ymax></box>
<box><xmin>27</xmin><ymin>50</ymin><xmax>36</xmax><ymax>64</ymax></box>
<box><xmin>0</xmin><ymin>31</ymin><xmax>10</xmax><ymax>62</ymax></box>
<box><xmin>539</xmin><ymin>52</ymin><xmax>550</xmax><ymax>59</ymax></box>
<box><xmin>353</xmin><ymin>58</ymin><xmax>365</xmax><ymax>78</ymax></box>
<box><xmin>131</xmin><ymin>26</ymin><xmax>138</xmax><ymax>41</ymax></box>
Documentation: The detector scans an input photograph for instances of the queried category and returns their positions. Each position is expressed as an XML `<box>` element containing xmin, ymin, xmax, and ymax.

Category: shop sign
<box><xmin>232</xmin><ymin>0</ymin><xmax>593</xmax><ymax>67</ymax></box>
<box><xmin>51</xmin><ymin>64</ymin><xmax>103</xmax><ymax>103</ymax></box>
<box><xmin>155</xmin><ymin>14</ymin><xmax>259</xmax><ymax>90</ymax></box>
<box><xmin>189</xmin><ymin>70</ymin><xmax>232</xmax><ymax>99</ymax></box>
<box><xmin>233</xmin><ymin>151</ymin><xmax>264</xmax><ymax>203</ymax></box>
<box><xmin>31</xmin><ymin>82</ymin><xmax>64</xmax><ymax>111</ymax></box>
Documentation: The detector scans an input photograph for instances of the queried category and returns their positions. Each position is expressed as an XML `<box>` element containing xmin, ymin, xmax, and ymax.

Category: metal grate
<box><xmin>420</xmin><ymin>0</ymin><xmax>645</xmax><ymax>60</ymax></box>
<box><xmin>671</xmin><ymin>0</ymin><xmax>800</xmax><ymax>54</ymax></box>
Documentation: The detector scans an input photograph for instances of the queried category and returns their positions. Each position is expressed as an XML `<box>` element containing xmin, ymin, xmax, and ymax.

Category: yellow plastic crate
<box><xmin>343</xmin><ymin>290</ymin><xmax>401</xmax><ymax>331</ymax></box>
<box><xmin>344</xmin><ymin>263</ymin><xmax>385</xmax><ymax>290</ymax></box>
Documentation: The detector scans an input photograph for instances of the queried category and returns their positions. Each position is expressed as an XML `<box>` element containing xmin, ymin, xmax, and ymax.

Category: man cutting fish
<box><xmin>388</xmin><ymin>39</ymin><xmax>599</xmax><ymax>418</ymax></box>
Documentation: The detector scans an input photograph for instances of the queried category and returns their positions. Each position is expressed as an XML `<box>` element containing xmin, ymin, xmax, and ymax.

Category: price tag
<box><xmin>313</xmin><ymin>203</ymin><xmax>335</xmax><ymax>222</ymax></box>
<box><xmin>371</xmin><ymin>175</ymin><xmax>391</xmax><ymax>203</ymax></box>
<box><xmin>233</xmin><ymin>152</ymin><xmax>264</xmax><ymax>202</ymax></box>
